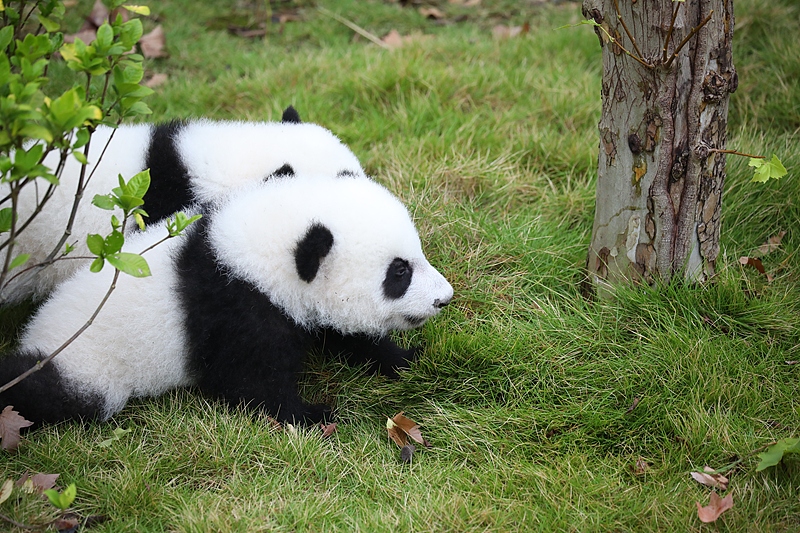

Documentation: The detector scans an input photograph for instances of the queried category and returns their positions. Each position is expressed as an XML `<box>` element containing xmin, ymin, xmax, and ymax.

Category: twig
<box><xmin>665</xmin><ymin>10</ymin><xmax>713</xmax><ymax>69</ymax></box>
<box><xmin>613</xmin><ymin>0</ymin><xmax>644</xmax><ymax>62</ymax></box>
<box><xmin>709</xmin><ymin>148</ymin><xmax>764</xmax><ymax>159</ymax></box>
<box><xmin>0</xmin><ymin>511</ymin><xmax>38</xmax><ymax>530</ymax></box>
<box><xmin>317</xmin><ymin>6</ymin><xmax>390</xmax><ymax>49</ymax></box>
<box><xmin>662</xmin><ymin>0</ymin><xmax>682</xmax><ymax>64</ymax></box>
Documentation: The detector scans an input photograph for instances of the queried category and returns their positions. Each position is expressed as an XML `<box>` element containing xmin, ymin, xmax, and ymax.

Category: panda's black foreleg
<box><xmin>318</xmin><ymin>330</ymin><xmax>418</xmax><ymax>379</ymax></box>
<box><xmin>0</xmin><ymin>350</ymin><xmax>105</xmax><ymax>425</ymax></box>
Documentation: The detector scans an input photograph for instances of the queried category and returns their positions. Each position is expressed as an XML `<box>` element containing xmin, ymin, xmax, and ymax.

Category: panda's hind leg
<box><xmin>318</xmin><ymin>330</ymin><xmax>418</xmax><ymax>379</ymax></box>
<box><xmin>0</xmin><ymin>350</ymin><xmax>106</xmax><ymax>425</ymax></box>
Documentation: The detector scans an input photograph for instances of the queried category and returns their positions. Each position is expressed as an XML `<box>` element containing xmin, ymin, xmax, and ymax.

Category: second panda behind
<box><xmin>0</xmin><ymin>173</ymin><xmax>454</xmax><ymax>425</ymax></box>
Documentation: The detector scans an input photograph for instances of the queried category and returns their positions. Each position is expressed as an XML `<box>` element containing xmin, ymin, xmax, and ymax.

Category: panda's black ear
<box><xmin>295</xmin><ymin>223</ymin><xmax>334</xmax><ymax>283</ymax></box>
<box><xmin>268</xmin><ymin>164</ymin><xmax>295</xmax><ymax>180</ymax></box>
<box><xmin>281</xmin><ymin>106</ymin><xmax>302</xmax><ymax>124</ymax></box>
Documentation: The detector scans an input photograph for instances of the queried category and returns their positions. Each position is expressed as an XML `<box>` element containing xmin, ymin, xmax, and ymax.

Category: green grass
<box><xmin>3</xmin><ymin>0</ymin><xmax>800</xmax><ymax>531</ymax></box>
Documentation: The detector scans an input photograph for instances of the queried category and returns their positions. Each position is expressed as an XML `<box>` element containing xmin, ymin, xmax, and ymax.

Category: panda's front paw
<box><xmin>379</xmin><ymin>345</ymin><xmax>421</xmax><ymax>379</ymax></box>
<box><xmin>301</xmin><ymin>403</ymin><xmax>333</xmax><ymax>425</ymax></box>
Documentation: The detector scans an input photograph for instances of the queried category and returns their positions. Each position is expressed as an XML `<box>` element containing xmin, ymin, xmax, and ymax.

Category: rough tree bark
<box><xmin>582</xmin><ymin>0</ymin><xmax>737</xmax><ymax>291</ymax></box>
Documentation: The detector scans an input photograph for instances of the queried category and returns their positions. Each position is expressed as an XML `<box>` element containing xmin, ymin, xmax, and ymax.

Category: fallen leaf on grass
<box><xmin>492</xmin><ymin>22</ymin><xmax>530</xmax><ymax>39</ymax></box>
<box><xmin>64</xmin><ymin>28</ymin><xmax>98</xmax><ymax>44</ymax></box>
<box><xmin>738</xmin><ymin>256</ymin><xmax>773</xmax><ymax>282</ymax></box>
<box><xmin>16</xmin><ymin>472</ymin><xmax>59</xmax><ymax>493</ymax></box>
<box><xmin>139</xmin><ymin>25</ymin><xmax>167</xmax><ymax>59</ymax></box>
<box><xmin>144</xmin><ymin>72</ymin><xmax>168</xmax><ymax>88</ymax></box>
<box><xmin>87</xmin><ymin>0</ymin><xmax>110</xmax><ymax>28</ymax></box>
<box><xmin>756</xmin><ymin>231</ymin><xmax>786</xmax><ymax>256</ymax></box>
<box><xmin>632</xmin><ymin>457</ymin><xmax>648</xmax><ymax>475</ymax></box>
<box><xmin>419</xmin><ymin>7</ymin><xmax>446</xmax><ymax>19</ymax></box>
<box><xmin>0</xmin><ymin>479</ymin><xmax>12</xmax><ymax>504</ymax></box>
<box><xmin>696</xmin><ymin>491</ymin><xmax>733</xmax><ymax>523</ymax></box>
<box><xmin>53</xmin><ymin>514</ymin><xmax>80</xmax><ymax>532</ymax></box>
<box><xmin>690</xmin><ymin>466</ymin><xmax>729</xmax><ymax>490</ymax></box>
<box><xmin>386</xmin><ymin>412</ymin><xmax>430</xmax><ymax>448</ymax></box>
<box><xmin>381</xmin><ymin>29</ymin><xmax>432</xmax><ymax>49</ymax></box>
<box><xmin>0</xmin><ymin>405</ymin><xmax>33</xmax><ymax>451</ymax></box>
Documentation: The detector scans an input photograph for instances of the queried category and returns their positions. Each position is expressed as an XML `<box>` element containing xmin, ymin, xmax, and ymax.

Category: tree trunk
<box><xmin>583</xmin><ymin>0</ymin><xmax>737</xmax><ymax>292</ymax></box>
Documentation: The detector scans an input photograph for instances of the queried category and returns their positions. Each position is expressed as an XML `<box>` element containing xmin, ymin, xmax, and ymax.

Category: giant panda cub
<box><xmin>2</xmin><ymin>107</ymin><xmax>366</xmax><ymax>302</ymax></box>
<box><xmin>0</xmin><ymin>173</ymin><xmax>453</xmax><ymax>425</ymax></box>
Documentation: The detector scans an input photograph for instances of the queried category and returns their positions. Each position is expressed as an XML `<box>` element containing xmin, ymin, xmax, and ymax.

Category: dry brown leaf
<box><xmin>757</xmin><ymin>231</ymin><xmax>786</xmax><ymax>256</ymax></box>
<box><xmin>380</xmin><ymin>29</ymin><xmax>431</xmax><ymax>49</ymax></box>
<box><xmin>381</xmin><ymin>29</ymin><xmax>405</xmax><ymax>49</ymax></box>
<box><xmin>738</xmin><ymin>256</ymin><xmax>773</xmax><ymax>282</ymax></box>
<box><xmin>16</xmin><ymin>472</ymin><xmax>59</xmax><ymax>493</ymax></box>
<box><xmin>419</xmin><ymin>7</ymin><xmax>446</xmax><ymax>19</ymax></box>
<box><xmin>696</xmin><ymin>491</ymin><xmax>733</xmax><ymax>523</ymax></box>
<box><xmin>320</xmin><ymin>422</ymin><xmax>337</xmax><ymax>438</ymax></box>
<box><xmin>144</xmin><ymin>73</ymin><xmax>169</xmax><ymax>88</ymax></box>
<box><xmin>140</xmin><ymin>25</ymin><xmax>167</xmax><ymax>59</ymax></box>
<box><xmin>448</xmin><ymin>0</ymin><xmax>481</xmax><ymax>5</ymax></box>
<box><xmin>690</xmin><ymin>466</ymin><xmax>729</xmax><ymax>490</ymax></box>
<box><xmin>0</xmin><ymin>405</ymin><xmax>33</xmax><ymax>451</ymax></box>
<box><xmin>386</xmin><ymin>412</ymin><xmax>430</xmax><ymax>448</ymax></box>
<box><xmin>88</xmin><ymin>0</ymin><xmax>109</xmax><ymax>28</ymax></box>
<box><xmin>492</xmin><ymin>22</ymin><xmax>530</xmax><ymax>39</ymax></box>
<box><xmin>632</xmin><ymin>457</ymin><xmax>648</xmax><ymax>475</ymax></box>
<box><xmin>64</xmin><ymin>28</ymin><xmax>97</xmax><ymax>44</ymax></box>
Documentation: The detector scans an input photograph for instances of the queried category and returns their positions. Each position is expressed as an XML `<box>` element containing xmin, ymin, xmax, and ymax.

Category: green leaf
<box><xmin>106</xmin><ymin>252</ymin><xmax>150</xmax><ymax>277</ymax></box>
<box><xmin>90</xmin><ymin>257</ymin><xmax>105</xmax><ymax>273</ymax></box>
<box><xmin>756</xmin><ymin>438</ymin><xmax>800</xmax><ymax>471</ymax></box>
<box><xmin>124</xmin><ymin>169</ymin><xmax>150</xmax><ymax>198</ymax></box>
<box><xmin>8</xmin><ymin>253</ymin><xmax>29</xmax><ymax>270</ymax></box>
<box><xmin>98</xmin><ymin>426</ymin><xmax>132</xmax><ymax>448</ymax></box>
<box><xmin>104</xmin><ymin>230</ymin><xmax>124</xmax><ymax>254</ymax></box>
<box><xmin>92</xmin><ymin>194</ymin><xmax>118</xmax><ymax>210</ymax></box>
<box><xmin>73</xmin><ymin>150</ymin><xmax>88</xmax><ymax>165</ymax></box>
<box><xmin>37</xmin><ymin>14</ymin><xmax>60</xmax><ymax>32</ymax></box>
<box><xmin>167</xmin><ymin>212</ymin><xmax>202</xmax><ymax>237</ymax></box>
<box><xmin>43</xmin><ymin>483</ymin><xmax>76</xmax><ymax>510</ymax></box>
<box><xmin>86</xmin><ymin>233</ymin><xmax>105</xmax><ymax>256</ymax></box>
<box><xmin>0</xmin><ymin>25</ymin><xmax>14</xmax><ymax>51</ymax></box>
<box><xmin>0</xmin><ymin>207</ymin><xmax>13</xmax><ymax>233</ymax></box>
<box><xmin>750</xmin><ymin>155</ymin><xmax>788</xmax><ymax>183</ymax></box>
<box><xmin>122</xmin><ymin>5</ymin><xmax>150</xmax><ymax>15</ymax></box>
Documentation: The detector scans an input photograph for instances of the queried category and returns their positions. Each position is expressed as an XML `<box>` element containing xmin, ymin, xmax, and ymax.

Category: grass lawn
<box><xmin>2</xmin><ymin>0</ymin><xmax>800</xmax><ymax>531</ymax></box>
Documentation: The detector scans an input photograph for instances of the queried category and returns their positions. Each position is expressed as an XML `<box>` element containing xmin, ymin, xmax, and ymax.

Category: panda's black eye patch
<box><xmin>383</xmin><ymin>258</ymin><xmax>413</xmax><ymax>299</ymax></box>
<box><xmin>295</xmin><ymin>223</ymin><xmax>334</xmax><ymax>283</ymax></box>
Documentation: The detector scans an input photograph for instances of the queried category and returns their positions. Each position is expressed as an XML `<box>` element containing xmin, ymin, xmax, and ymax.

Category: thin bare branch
<box><xmin>613</xmin><ymin>0</ymin><xmax>644</xmax><ymax>62</ymax></box>
<box><xmin>665</xmin><ymin>10</ymin><xmax>714</xmax><ymax>69</ymax></box>
<box><xmin>662</xmin><ymin>1</ymin><xmax>682</xmax><ymax>64</ymax></box>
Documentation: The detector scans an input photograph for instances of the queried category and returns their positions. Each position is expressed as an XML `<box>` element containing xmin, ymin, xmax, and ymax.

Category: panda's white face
<box><xmin>210</xmin><ymin>175</ymin><xmax>453</xmax><ymax>336</ymax></box>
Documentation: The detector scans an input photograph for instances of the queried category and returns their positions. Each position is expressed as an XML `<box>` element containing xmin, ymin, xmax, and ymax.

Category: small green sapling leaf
<box><xmin>756</xmin><ymin>438</ymin><xmax>800</xmax><ymax>471</ymax></box>
<box><xmin>749</xmin><ymin>155</ymin><xmax>788</xmax><ymax>183</ymax></box>
<box><xmin>44</xmin><ymin>483</ymin><xmax>76</xmax><ymax>510</ymax></box>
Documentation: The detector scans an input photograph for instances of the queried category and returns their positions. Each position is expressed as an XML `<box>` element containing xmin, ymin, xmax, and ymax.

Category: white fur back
<box><xmin>19</xmin><ymin>224</ymin><xmax>192</xmax><ymax>419</ymax></box>
<box><xmin>1</xmin><ymin>125</ymin><xmax>151</xmax><ymax>302</ymax></box>
<box><xmin>1</xmin><ymin>120</ymin><xmax>364</xmax><ymax>302</ymax></box>
<box><xmin>178</xmin><ymin>121</ymin><xmax>365</xmax><ymax>203</ymax></box>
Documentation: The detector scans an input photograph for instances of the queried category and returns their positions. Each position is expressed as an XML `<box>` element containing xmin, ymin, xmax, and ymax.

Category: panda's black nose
<box><xmin>434</xmin><ymin>297</ymin><xmax>451</xmax><ymax>309</ymax></box>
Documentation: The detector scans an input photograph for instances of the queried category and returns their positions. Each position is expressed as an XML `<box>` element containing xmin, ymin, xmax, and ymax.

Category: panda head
<box><xmin>209</xmin><ymin>174</ymin><xmax>453</xmax><ymax>336</ymax></box>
